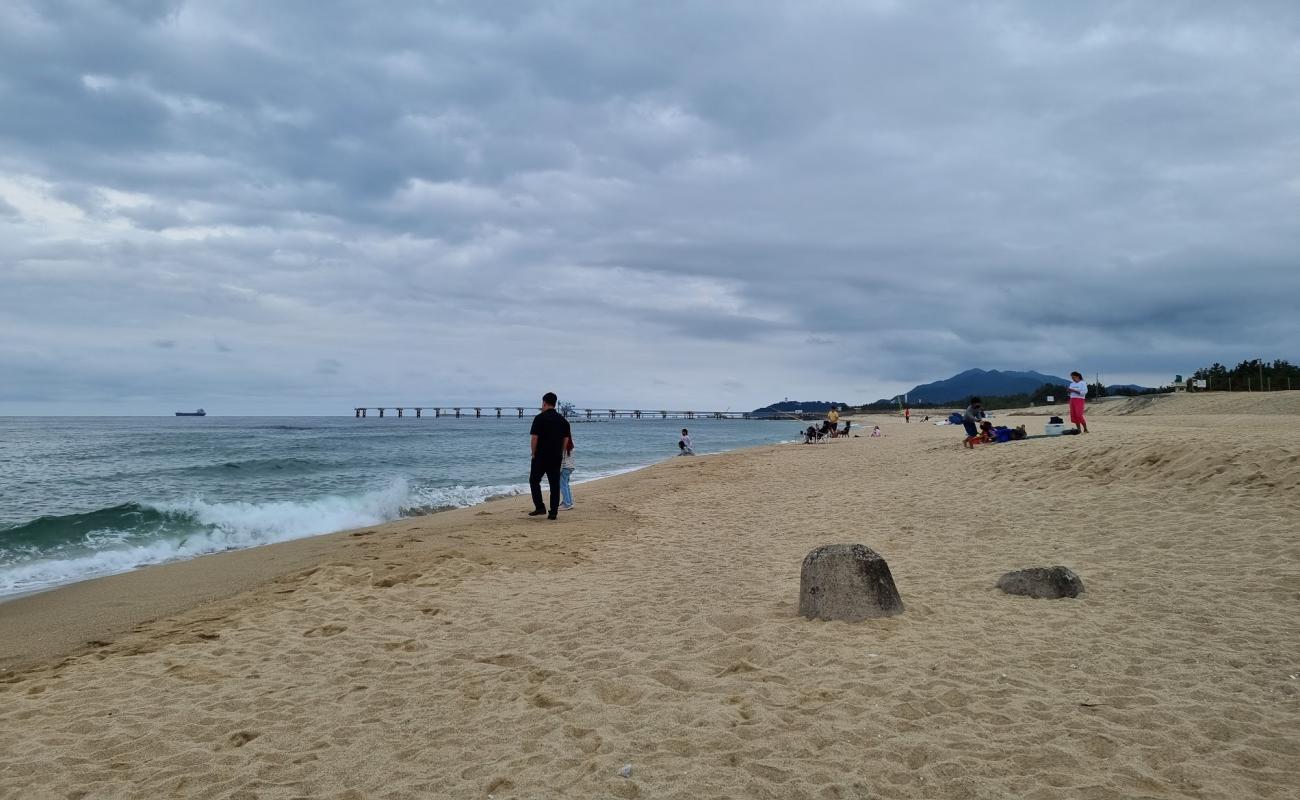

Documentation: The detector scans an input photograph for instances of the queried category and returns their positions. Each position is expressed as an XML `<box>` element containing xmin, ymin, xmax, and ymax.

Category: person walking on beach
<box><xmin>529</xmin><ymin>392</ymin><xmax>571</xmax><ymax>519</ymax></box>
<box><xmin>904</xmin><ymin>407</ymin><xmax>910</xmax><ymax>423</ymax></box>
<box><xmin>678</xmin><ymin>428</ymin><xmax>695</xmax><ymax>455</ymax></box>
<box><xmin>1067</xmin><ymin>371</ymin><xmax>1089</xmax><ymax>434</ymax></box>
<box><xmin>559</xmin><ymin>436</ymin><xmax>576</xmax><ymax>511</ymax></box>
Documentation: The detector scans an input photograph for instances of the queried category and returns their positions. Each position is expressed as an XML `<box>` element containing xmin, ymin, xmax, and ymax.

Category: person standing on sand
<box><xmin>1068</xmin><ymin>371</ymin><xmax>1089</xmax><ymax>434</ymax></box>
<box><xmin>529</xmin><ymin>392</ymin><xmax>572</xmax><ymax>519</ymax></box>
<box><xmin>559</xmin><ymin>436</ymin><xmax>576</xmax><ymax>511</ymax></box>
<box><xmin>962</xmin><ymin>398</ymin><xmax>984</xmax><ymax>447</ymax></box>
<box><xmin>904</xmin><ymin>407</ymin><xmax>910</xmax><ymax>423</ymax></box>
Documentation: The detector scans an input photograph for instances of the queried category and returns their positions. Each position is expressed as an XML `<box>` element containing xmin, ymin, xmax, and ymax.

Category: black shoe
<box><xmin>547</xmin><ymin>512</ymin><xmax>558</xmax><ymax>520</ymax></box>
<box><xmin>528</xmin><ymin>509</ymin><xmax>546</xmax><ymax>516</ymax></box>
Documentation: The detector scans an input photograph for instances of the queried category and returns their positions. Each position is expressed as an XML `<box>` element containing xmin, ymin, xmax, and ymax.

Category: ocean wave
<box><xmin>178</xmin><ymin>457</ymin><xmax>339</xmax><ymax>477</ymax></box>
<box><xmin>0</xmin><ymin>478</ymin><xmax>526</xmax><ymax>598</ymax></box>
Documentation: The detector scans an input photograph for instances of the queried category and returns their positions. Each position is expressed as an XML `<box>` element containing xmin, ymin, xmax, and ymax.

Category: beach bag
<box><xmin>1049</xmin><ymin>416</ymin><xmax>1063</xmax><ymax>425</ymax></box>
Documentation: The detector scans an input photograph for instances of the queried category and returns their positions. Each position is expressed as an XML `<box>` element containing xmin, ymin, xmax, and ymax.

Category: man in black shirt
<box><xmin>528</xmin><ymin>392</ymin><xmax>572</xmax><ymax>519</ymax></box>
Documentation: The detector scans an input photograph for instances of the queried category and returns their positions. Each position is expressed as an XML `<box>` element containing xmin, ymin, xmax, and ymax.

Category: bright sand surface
<box><xmin>2</xmin><ymin>393</ymin><xmax>1298</xmax><ymax>799</ymax></box>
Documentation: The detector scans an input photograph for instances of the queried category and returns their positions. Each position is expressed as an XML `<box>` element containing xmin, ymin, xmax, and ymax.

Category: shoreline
<box><xmin>0</xmin><ymin>431</ymin><xmax>792</xmax><ymax>608</ymax></box>
<box><xmin>0</xmin><ymin>440</ymin><xmax>792</xmax><ymax>672</ymax></box>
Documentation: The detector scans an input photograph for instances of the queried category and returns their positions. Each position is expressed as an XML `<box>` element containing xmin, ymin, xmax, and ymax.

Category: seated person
<box><xmin>870</xmin><ymin>425</ymin><xmax>883</xmax><ymax>437</ymax></box>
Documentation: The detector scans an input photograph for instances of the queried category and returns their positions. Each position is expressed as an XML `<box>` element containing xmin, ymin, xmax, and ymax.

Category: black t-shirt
<box><xmin>529</xmin><ymin>409</ymin><xmax>571</xmax><ymax>462</ymax></box>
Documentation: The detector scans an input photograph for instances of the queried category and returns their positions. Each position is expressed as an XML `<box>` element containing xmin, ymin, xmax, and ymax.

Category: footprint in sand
<box><xmin>220</xmin><ymin>731</ymin><xmax>261</xmax><ymax>749</ymax></box>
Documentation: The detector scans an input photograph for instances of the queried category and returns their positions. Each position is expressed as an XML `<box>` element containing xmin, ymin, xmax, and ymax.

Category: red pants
<box><xmin>1069</xmin><ymin>397</ymin><xmax>1086</xmax><ymax>425</ymax></box>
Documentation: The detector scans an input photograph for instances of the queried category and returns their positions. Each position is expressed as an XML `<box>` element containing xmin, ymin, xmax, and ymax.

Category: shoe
<box><xmin>528</xmin><ymin>509</ymin><xmax>546</xmax><ymax>516</ymax></box>
<box><xmin>560</xmin><ymin>504</ymin><xmax>573</xmax><ymax>510</ymax></box>
<box><xmin>547</xmin><ymin>512</ymin><xmax>558</xmax><ymax>520</ymax></box>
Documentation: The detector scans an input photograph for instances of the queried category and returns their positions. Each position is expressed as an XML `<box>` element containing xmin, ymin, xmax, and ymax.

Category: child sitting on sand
<box><xmin>870</xmin><ymin>425</ymin><xmax>883</xmax><ymax>437</ymax></box>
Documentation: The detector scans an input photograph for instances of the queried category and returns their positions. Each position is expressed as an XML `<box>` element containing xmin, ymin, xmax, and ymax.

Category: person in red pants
<box><xmin>1067</xmin><ymin>371</ymin><xmax>1089</xmax><ymax>433</ymax></box>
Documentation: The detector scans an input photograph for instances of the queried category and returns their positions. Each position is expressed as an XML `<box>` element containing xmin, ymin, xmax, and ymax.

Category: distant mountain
<box><xmin>890</xmin><ymin>369</ymin><xmax>1071</xmax><ymax>405</ymax></box>
<box><xmin>751</xmin><ymin>400</ymin><xmax>846</xmax><ymax>414</ymax></box>
<box><xmin>1104</xmin><ymin>383</ymin><xmax>1155</xmax><ymax>396</ymax></box>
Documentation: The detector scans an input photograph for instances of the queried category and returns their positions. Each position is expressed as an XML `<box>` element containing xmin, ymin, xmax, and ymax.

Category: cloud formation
<box><xmin>2</xmin><ymin>1</ymin><xmax>1297</xmax><ymax>413</ymax></box>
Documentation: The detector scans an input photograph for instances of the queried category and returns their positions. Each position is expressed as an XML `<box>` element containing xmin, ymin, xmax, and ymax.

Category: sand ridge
<box><xmin>1</xmin><ymin>401</ymin><xmax>1298</xmax><ymax>799</ymax></box>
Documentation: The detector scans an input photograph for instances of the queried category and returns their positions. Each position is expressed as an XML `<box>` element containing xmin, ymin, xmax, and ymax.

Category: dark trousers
<box><xmin>529</xmin><ymin>457</ymin><xmax>561</xmax><ymax>514</ymax></box>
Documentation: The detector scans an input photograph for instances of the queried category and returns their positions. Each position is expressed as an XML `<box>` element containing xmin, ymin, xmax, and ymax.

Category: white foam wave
<box><xmin>0</xmin><ymin>478</ymin><xmax>526</xmax><ymax>599</ymax></box>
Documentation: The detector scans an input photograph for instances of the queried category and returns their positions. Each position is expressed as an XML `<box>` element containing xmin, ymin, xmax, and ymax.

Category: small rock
<box><xmin>997</xmin><ymin>566</ymin><xmax>1084</xmax><ymax>599</ymax></box>
<box><xmin>619</xmin><ymin>763</ymin><xmax>633</xmax><ymax>778</ymax></box>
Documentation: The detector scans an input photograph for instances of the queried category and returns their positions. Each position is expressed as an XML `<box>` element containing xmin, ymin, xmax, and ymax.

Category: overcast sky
<box><xmin>2</xmin><ymin>1</ymin><xmax>1297</xmax><ymax>414</ymax></box>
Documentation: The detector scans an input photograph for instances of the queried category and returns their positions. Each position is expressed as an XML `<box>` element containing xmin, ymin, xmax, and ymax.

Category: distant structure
<box><xmin>351</xmin><ymin>405</ymin><xmax>755</xmax><ymax>420</ymax></box>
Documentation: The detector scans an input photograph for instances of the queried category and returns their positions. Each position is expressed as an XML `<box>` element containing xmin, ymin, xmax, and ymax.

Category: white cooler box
<box><xmin>1045</xmin><ymin>423</ymin><xmax>1064</xmax><ymax>436</ymax></box>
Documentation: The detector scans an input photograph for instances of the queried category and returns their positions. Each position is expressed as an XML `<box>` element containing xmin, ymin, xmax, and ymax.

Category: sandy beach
<box><xmin>2</xmin><ymin>393</ymin><xmax>1298</xmax><ymax>799</ymax></box>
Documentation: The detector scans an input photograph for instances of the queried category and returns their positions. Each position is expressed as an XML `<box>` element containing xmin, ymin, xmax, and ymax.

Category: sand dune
<box><xmin>1017</xmin><ymin>389</ymin><xmax>1300</xmax><ymax>418</ymax></box>
<box><xmin>2</xmin><ymin>398</ymin><xmax>1298</xmax><ymax>799</ymax></box>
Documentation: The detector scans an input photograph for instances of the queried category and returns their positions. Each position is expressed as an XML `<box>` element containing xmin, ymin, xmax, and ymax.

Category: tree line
<box><xmin>1190</xmin><ymin>359</ymin><xmax>1299</xmax><ymax>392</ymax></box>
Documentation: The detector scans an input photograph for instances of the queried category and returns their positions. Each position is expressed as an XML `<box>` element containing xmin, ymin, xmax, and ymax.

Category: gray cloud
<box><xmin>1</xmin><ymin>0</ymin><xmax>1297</xmax><ymax>413</ymax></box>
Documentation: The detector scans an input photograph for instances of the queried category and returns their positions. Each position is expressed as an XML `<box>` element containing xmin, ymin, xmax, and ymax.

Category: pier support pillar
<box><xmin>517</xmin><ymin>408</ymin><xmax>524</xmax><ymax>417</ymax></box>
<box><xmin>415</xmin><ymin>408</ymin><xmax>422</xmax><ymax>418</ymax></box>
<box><xmin>378</xmin><ymin>408</ymin><xmax>385</xmax><ymax>418</ymax></box>
<box><xmin>397</xmin><ymin>407</ymin><xmax>404</xmax><ymax>418</ymax></box>
<box><xmin>454</xmin><ymin>408</ymin><xmax>461</xmax><ymax>418</ymax></box>
<box><xmin>434</xmin><ymin>408</ymin><xmax>441</xmax><ymax>418</ymax></box>
<box><xmin>475</xmin><ymin>407</ymin><xmax>481</xmax><ymax>418</ymax></box>
<box><xmin>495</xmin><ymin>408</ymin><xmax>502</xmax><ymax>418</ymax></box>
<box><xmin>355</xmin><ymin>408</ymin><xmax>362</xmax><ymax>418</ymax></box>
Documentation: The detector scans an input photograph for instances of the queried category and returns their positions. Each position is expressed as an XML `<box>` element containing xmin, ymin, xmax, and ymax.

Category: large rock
<box><xmin>997</xmin><ymin>566</ymin><xmax>1083</xmax><ymax>599</ymax></box>
<box><xmin>799</xmin><ymin>544</ymin><xmax>904</xmax><ymax>621</ymax></box>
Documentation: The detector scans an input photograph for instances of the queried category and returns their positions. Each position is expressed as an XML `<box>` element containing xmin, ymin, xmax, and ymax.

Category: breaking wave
<box><xmin>0</xmin><ymin>478</ymin><xmax>525</xmax><ymax>597</ymax></box>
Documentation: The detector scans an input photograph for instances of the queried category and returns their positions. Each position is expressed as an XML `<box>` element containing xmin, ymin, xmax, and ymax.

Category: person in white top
<box><xmin>559</xmin><ymin>436</ymin><xmax>576</xmax><ymax>510</ymax></box>
<box><xmin>678</xmin><ymin>428</ymin><xmax>695</xmax><ymax>455</ymax></box>
<box><xmin>1067</xmin><ymin>371</ymin><xmax>1089</xmax><ymax>433</ymax></box>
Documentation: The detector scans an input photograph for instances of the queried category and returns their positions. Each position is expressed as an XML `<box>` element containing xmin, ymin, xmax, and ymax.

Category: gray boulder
<box><xmin>997</xmin><ymin>566</ymin><xmax>1083</xmax><ymax>599</ymax></box>
<box><xmin>799</xmin><ymin>544</ymin><xmax>904</xmax><ymax>621</ymax></box>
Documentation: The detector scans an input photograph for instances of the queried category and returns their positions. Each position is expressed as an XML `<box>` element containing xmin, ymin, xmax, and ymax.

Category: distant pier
<box><xmin>351</xmin><ymin>406</ymin><xmax>760</xmax><ymax>420</ymax></box>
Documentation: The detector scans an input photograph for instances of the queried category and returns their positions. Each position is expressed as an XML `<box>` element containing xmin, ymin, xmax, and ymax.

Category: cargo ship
<box><xmin>175</xmin><ymin>408</ymin><xmax>207</xmax><ymax>417</ymax></box>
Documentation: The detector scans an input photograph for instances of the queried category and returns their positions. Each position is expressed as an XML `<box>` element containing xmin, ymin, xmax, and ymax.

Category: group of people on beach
<box><xmin>960</xmin><ymin>370</ymin><xmax>1090</xmax><ymax>447</ymax></box>
<box><xmin>530</xmin><ymin>371</ymin><xmax>1095</xmax><ymax>513</ymax></box>
<box><xmin>527</xmin><ymin>393</ymin><xmax>576</xmax><ymax>519</ymax></box>
<box><xmin>527</xmin><ymin>394</ymin><xmax>701</xmax><ymax>519</ymax></box>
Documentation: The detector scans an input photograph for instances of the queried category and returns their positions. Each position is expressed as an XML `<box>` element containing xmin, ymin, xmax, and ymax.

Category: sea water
<box><xmin>0</xmin><ymin>416</ymin><xmax>797</xmax><ymax>598</ymax></box>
